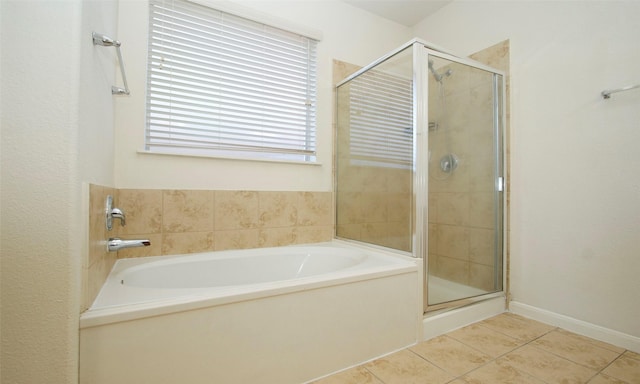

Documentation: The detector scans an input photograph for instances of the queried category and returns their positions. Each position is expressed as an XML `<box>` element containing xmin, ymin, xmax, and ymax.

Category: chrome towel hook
<box><xmin>92</xmin><ymin>32</ymin><xmax>130</xmax><ymax>95</ymax></box>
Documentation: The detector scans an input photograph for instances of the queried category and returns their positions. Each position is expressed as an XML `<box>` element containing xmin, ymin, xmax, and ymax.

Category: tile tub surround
<box><xmin>84</xmin><ymin>186</ymin><xmax>332</xmax><ymax>311</ymax></box>
<box><xmin>312</xmin><ymin>313</ymin><xmax>640</xmax><ymax>384</ymax></box>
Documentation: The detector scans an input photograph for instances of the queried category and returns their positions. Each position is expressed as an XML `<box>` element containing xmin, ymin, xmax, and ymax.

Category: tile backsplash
<box><xmin>84</xmin><ymin>186</ymin><xmax>332</xmax><ymax>311</ymax></box>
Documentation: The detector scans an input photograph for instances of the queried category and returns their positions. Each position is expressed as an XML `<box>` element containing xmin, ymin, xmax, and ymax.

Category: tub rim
<box><xmin>80</xmin><ymin>240</ymin><xmax>417</xmax><ymax>329</ymax></box>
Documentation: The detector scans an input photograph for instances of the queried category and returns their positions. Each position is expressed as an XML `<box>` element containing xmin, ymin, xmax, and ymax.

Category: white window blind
<box><xmin>146</xmin><ymin>0</ymin><xmax>318</xmax><ymax>162</ymax></box>
<box><xmin>349</xmin><ymin>70</ymin><xmax>413</xmax><ymax>168</ymax></box>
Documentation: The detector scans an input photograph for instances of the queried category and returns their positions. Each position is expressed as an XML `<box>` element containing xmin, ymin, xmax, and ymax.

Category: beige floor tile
<box><xmin>462</xmin><ymin>360</ymin><xmax>546</xmax><ymax>384</ymax></box>
<box><xmin>623</xmin><ymin>350</ymin><xmax>640</xmax><ymax>360</ymax></box>
<box><xmin>601</xmin><ymin>355</ymin><xmax>640</xmax><ymax>383</ymax></box>
<box><xmin>587</xmin><ymin>373</ymin><xmax>628</xmax><ymax>384</ymax></box>
<box><xmin>364</xmin><ymin>349</ymin><xmax>453</xmax><ymax>384</ymax></box>
<box><xmin>556</xmin><ymin>329</ymin><xmax>626</xmax><ymax>354</ymax></box>
<box><xmin>410</xmin><ymin>335</ymin><xmax>492</xmax><ymax>376</ymax></box>
<box><xmin>480</xmin><ymin>313</ymin><xmax>556</xmax><ymax>342</ymax></box>
<box><xmin>310</xmin><ymin>366</ymin><xmax>383</xmax><ymax>384</ymax></box>
<box><xmin>447</xmin><ymin>323</ymin><xmax>523</xmax><ymax>358</ymax></box>
<box><xmin>532</xmin><ymin>330</ymin><xmax>622</xmax><ymax>370</ymax></box>
<box><xmin>498</xmin><ymin>344</ymin><xmax>597</xmax><ymax>384</ymax></box>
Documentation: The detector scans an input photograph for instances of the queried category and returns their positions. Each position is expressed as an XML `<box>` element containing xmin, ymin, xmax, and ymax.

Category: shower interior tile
<box><xmin>468</xmin><ymin>262</ymin><xmax>495</xmax><ymax>291</ymax></box>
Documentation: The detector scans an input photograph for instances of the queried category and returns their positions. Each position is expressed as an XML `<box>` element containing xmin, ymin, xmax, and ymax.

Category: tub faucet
<box><xmin>108</xmin><ymin>238</ymin><xmax>151</xmax><ymax>252</ymax></box>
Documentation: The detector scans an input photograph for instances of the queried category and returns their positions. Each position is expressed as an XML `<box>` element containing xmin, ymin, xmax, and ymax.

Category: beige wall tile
<box><xmin>469</xmin><ymin>192</ymin><xmax>494</xmax><ymax>229</ymax></box>
<box><xmin>163</xmin><ymin>190</ymin><xmax>213</xmax><ymax>233</ymax></box>
<box><xmin>85</xmin><ymin>184</ymin><xmax>117</xmax><ymax>311</ymax></box>
<box><xmin>297</xmin><ymin>192</ymin><xmax>332</xmax><ymax>226</ymax></box>
<box><xmin>336</xmin><ymin>224</ymin><xmax>361</xmax><ymax>241</ymax></box>
<box><xmin>469</xmin><ymin>262</ymin><xmax>495</xmax><ymax>291</ymax></box>
<box><xmin>437</xmin><ymin>225</ymin><xmax>469</xmax><ymax>260</ymax></box>
<box><xmin>296</xmin><ymin>226</ymin><xmax>333</xmax><ymax>245</ymax></box>
<box><xmin>259</xmin><ymin>227</ymin><xmax>297</xmax><ymax>248</ymax></box>
<box><xmin>469</xmin><ymin>227</ymin><xmax>495</xmax><ymax>266</ymax></box>
<box><xmin>437</xmin><ymin>192</ymin><xmax>469</xmax><ymax>226</ymax></box>
<box><xmin>437</xmin><ymin>256</ymin><xmax>469</xmax><ymax>285</ymax></box>
<box><xmin>258</xmin><ymin>191</ymin><xmax>297</xmax><ymax>228</ymax></box>
<box><xmin>117</xmin><ymin>189</ymin><xmax>162</xmax><ymax>235</ymax></box>
<box><xmin>214</xmin><ymin>229</ymin><xmax>259</xmax><ymax>251</ymax></box>
<box><xmin>336</xmin><ymin>191</ymin><xmax>363</xmax><ymax>225</ymax></box>
<box><xmin>162</xmin><ymin>232</ymin><xmax>214</xmax><ymax>255</ymax></box>
<box><xmin>215</xmin><ymin>191</ymin><xmax>258</xmax><ymax>230</ymax></box>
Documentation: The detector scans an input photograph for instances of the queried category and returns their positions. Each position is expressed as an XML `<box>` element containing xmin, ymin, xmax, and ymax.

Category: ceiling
<box><xmin>342</xmin><ymin>0</ymin><xmax>452</xmax><ymax>27</ymax></box>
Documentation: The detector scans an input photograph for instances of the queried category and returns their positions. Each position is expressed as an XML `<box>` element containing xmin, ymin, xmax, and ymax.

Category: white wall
<box><xmin>0</xmin><ymin>0</ymin><xmax>118</xmax><ymax>382</ymax></box>
<box><xmin>415</xmin><ymin>1</ymin><xmax>640</xmax><ymax>338</ymax></box>
<box><xmin>114</xmin><ymin>0</ymin><xmax>412</xmax><ymax>191</ymax></box>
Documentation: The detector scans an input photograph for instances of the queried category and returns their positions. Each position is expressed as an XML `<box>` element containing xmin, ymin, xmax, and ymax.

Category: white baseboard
<box><xmin>510</xmin><ymin>301</ymin><xmax>640</xmax><ymax>353</ymax></box>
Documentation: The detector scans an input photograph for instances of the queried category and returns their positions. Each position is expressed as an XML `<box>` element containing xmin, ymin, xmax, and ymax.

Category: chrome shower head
<box><xmin>428</xmin><ymin>59</ymin><xmax>452</xmax><ymax>83</ymax></box>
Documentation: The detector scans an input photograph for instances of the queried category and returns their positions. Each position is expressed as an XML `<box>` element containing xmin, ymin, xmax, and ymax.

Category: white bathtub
<box><xmin>80</xmin><ymin>241</ymin><xmax>421</xmax><ymax>384</ymax></box>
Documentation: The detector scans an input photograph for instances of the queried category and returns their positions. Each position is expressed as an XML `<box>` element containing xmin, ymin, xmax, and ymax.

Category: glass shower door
<box><xmin>425</xmin><ymin>53</ymin><xmax>504</xmax><ymax>308</ymax></box>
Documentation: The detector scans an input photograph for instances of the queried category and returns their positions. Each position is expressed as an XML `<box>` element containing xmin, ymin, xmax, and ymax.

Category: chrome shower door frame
<box><xmin>417</xmin><ymin>46</ymin><xmax>507</xmax><ymax>313</ymax></box>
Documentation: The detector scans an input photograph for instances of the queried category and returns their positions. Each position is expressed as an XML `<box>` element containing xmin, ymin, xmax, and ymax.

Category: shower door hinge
<box><xmin>497</xmin><ymin>177</ymin><xmax>505</xmax><ymax>192</ymax></box>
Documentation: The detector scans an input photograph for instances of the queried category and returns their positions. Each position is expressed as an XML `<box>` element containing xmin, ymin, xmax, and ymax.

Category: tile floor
<box><xmin>311</xmin><ymin>313</ymin><xmax>640</xmax><ymax>384</ymax></box>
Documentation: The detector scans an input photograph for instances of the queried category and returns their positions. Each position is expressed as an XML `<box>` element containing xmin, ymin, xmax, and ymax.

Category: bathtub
<box><xmin>80</xmin><ymin>240</ymin><xmax>421</xmax><ymax>384</ymax></box>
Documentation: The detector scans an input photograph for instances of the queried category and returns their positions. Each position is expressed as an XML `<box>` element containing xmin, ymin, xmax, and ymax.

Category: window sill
<box><xmin>137</xmin><ymin>149</ymin><xmax>322</xmax><ymax>166</ymax></box>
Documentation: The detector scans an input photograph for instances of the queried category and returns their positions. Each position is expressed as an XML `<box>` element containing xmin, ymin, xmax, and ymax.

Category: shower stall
<box><xmin>335</xmin><ymin>39</ymin><xmax>505</xmax><ymax>312</ymax></box>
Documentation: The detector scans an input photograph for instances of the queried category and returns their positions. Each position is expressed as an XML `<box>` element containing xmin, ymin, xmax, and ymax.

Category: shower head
<box><xmin>428</xmin><ymin>59</ymin><xmax>452</xmax><ymax>83</ymax></box>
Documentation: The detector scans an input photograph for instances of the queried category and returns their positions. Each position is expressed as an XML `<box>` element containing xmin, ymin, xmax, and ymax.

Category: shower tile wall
<box><xmin>429</xmin><ymin>40</ymin><xmax>510</xmax><ymax>291</ymax></box>
<box><xmin>84</xmin><ymin>185</ymin><xmax>332</xmax><ymax>310</ymax></box>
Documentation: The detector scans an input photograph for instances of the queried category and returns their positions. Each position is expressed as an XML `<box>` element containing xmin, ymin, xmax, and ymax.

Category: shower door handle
<box><xmin>497</xmin><ymin>177</ymin><xmax>504</xmax><ymax>192</ymax></box>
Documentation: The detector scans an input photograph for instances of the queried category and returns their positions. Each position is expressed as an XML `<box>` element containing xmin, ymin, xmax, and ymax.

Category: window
<box><xmin>349</xmin><ymin>70</ymin><xmax>413</xmax><ymax>169</ymax></box>
<box><xmin>146</xmin><ymin>0</ymin><xmax>318</xmax><ymax>162</ymax></box>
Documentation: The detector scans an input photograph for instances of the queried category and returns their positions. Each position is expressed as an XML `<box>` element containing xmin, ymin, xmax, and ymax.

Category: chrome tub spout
<box><xmin>108</xmin><ymin>238</ymin><xmax>151</xmax><ymax>252</ymax></box>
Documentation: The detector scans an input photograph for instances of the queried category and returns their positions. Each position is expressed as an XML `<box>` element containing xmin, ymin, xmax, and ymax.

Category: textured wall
<box><xmin>415</xmin><ymin>1</ymin><xmax>640</xmax><ymax>337</ymax></box>
<box><xmin>1</xmin><ymin>0</ymin><xmax>118</xmax><ymax>382</ymax></box>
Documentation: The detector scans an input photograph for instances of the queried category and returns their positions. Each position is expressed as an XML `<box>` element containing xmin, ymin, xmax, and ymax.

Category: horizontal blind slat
<box><xmin>146</xmin><ymin>0</ymin><xmax>317</xmax><ymax>161</ymax></box>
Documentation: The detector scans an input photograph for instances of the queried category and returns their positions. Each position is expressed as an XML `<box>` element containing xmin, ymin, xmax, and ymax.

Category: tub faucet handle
<box><xmin>110</xmin><ymin>207</ymin><xmax>126</xmax><ymax>227</ymax></box>
<box><xmin>105</xmin><ymin>195</ymin><xmax>126</xmax><ymax>230</ymax></box>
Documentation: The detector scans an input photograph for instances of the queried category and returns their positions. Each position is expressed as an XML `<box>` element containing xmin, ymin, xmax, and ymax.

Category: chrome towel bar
<box><xmin>601</xmin><ymin>83</ymin><xmax>639</xmax><ymax>99</ymax></box>
<box><xmin>92</xmin><ymin>32</ymin><xmax>130</xmax><ymax>95</ymax></box>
